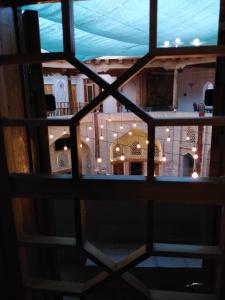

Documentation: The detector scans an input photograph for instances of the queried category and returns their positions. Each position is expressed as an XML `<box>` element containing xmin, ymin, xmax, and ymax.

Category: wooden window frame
<box><xmin>1</xmin><ymin>0</ymin><xmax>225</xmax><ymax>299</ymax></box>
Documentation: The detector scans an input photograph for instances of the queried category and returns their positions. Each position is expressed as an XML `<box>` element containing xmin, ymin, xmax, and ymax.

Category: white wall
<box><xmin>44</xmin><ymin>74</ymin><xmax>69</xmax><ymax>102</ymax></box>
<box><xmin>177</xmin><ymin>67</ymin><xmax>215</xmax><ymax>112</ymax></box>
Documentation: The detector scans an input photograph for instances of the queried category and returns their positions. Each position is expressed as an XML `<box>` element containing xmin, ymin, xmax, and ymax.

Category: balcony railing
<box><xmin>48</xmin><ymin>102</ymin><xmax>86</xmax><ymax>117</ymax></box>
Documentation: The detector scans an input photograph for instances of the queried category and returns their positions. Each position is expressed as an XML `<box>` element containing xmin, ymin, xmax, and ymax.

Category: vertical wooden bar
<box><xmin>61</xmin><ymin>0</ymin><xmax>75</xmax><ymax>55</ymax></box>
<box><xmin>70</xmin><ymin>122</ymin><xmax>86</xmax><ymax>247</ymax></box>
<box><xmin>146</xmin><ymin>124</ymin><xmax>155</xmax><ymax>252</ymax></box>
<box><xmin>70</xmin><ymin>122</ymin><xmax>82</xmax><ymax>180</ymax></box>
<box><xmin>0</xmin><ymin>125</ymin><xmax>24</xmax><ymax>300</ymax></box>
<box><xmin>210</xmin><ymin>0</ymin><xmax>225</xmax><ymax>298</ymax></box>
<box><xmin>147</xmin><ymin>124</ymin><xmax>155</xmax><ymax>179</ymax></box>
<box><xmin>149</xmin><ymin>0</ymin><xmax>158</xmax><ymax>51</ymax></box>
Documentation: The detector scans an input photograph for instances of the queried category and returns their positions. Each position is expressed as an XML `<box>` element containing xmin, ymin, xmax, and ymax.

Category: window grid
<box><xmin>0</xmin><ymin>0</ymin><xmax>225</xmax><ymax>300</ymax></box>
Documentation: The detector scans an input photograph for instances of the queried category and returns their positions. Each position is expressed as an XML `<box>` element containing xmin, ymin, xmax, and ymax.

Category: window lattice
<box><xmin>154</xmin><ymin>145</ymin><xmax>160</xmax><ymax>159</ymax></box>
<box><xmin>131</xmin><ymin>142</ymin><xmax>142</xmax><ymax>155</ymax></box>
<box><xmin>186</xmin><ymin>127</ymin><xmax>196</xmax><ymax>144</ymax></box>
<box><xmin>57</xmin><ymin>151</ymin><xmax>70</xmax><ymax>168</ymax></box>
<box><xmin>113</xmin><ymin>144</ymin><xmax>122</xmax><ymax>158</ymax></box>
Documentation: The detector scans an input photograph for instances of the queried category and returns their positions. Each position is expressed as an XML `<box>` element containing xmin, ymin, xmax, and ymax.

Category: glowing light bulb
<box><xmin>110</xmin><ymin>159</ymin><xmax>113</xmax><ymax>162</ymax></box>
<box><xmin>193</xmin><ymin>153</ymin><xmax>198</xmax><ymax>160</ymax></box>
<box><xmin>133</xmin><ymin>123</ymin><xmax>137</xmax><ymax>128</ymax></box>
<box><xmin>167</xmin><ymin>136</ymin><xmax>171</xmax><ymax>142</ymax></box>
<box><xmin>192</xmin><ymin>171</ymin><xmax>199</xmax><ymax>179</ymax></box>
<box><xmin>80</xmin><ymin>144</ymin><xmax>83</xmax><ymax>148</ymax></box>
<box><xmin>49</xmin><ymin>134</ymin><xmax>54</xmax><ymax>139</ymax></box>
<box><xmin>129</xmin><ymin>131</ymin><xmax>132</xmax><ymax>136</ymax></box>
<box><xmin>137</xmin><ymin>143</ymin><xmax>141</xmax><ymax>149</ymax></box>
<box><xmin>97</xmin><ymin>157</ymin><xmax>102</xmax><ymax>163</ymax></box>
<box><xmin>113</xmin><ymin>133</ymin><xmax>117</xmax><ymax>137</ymax></box>
<box><xmin>88</xmin><ymin>126</ymin><xmax>92</xmax><ymax>131</ymax></box>
<box><xmin>116</xmin><ymin>146</ymin><xmax>120</xmax><ymax>152</ymax></box>
<box><xmin>162</xmin><ymin>155</ymin><xmax>167</xmax><ymax>162</ymax></box>
<box><xmin>100</xmin><ymin>124</ymin><xmax>104</xmax><ymax>129</ymax></box>
<box><xmin>64</xmin><ymin>145</ymin><xmax>68</xmax><ymax>151</ymax></box>
<box><xmin>166</xmin><ymin>128</ymin><xmax>169</xmax><ymax>132</ymax></box>
<box><xmin>192</xmin><ymin>38</ymin><xmax>200</xmax><ymax>46</ymax></box>
<box><xmin>63</xmin><ymin>129</ymin><xmax>66</xmax><ymax>135</ymax></box>
<box><xmin>120</xmin><ymin>125</ymin><xmax>124</xmax><ymax>130</ymax></box>
<box><xmin>86</xmin><ymin>137</ymin><xmax>90</xmax><ymax>142</ymax></box>
<box><xmin>100</xmin><ymin>135</ymin><xmax>104</xmax><ymax>140</ymax></box>
<box><xmin>146</xmin><ymin>140</ymin><xmax>149</xmax><ymax>144</ymax></box>
<box><xmin>164</xmin><ymin>40</ymin><xmax>170</xmax><ymax>47</ymax></box>
<box><xmin>186</xmin><ymin>136</ymin><xmax>190</xmax><ymax>141</ymax></box>
<box><xmin>120</xmin><ymin>153</ymin><xmax>125</xmax><ymax>161</ymax></box>
<box><xmin>175</xmin><ymin>37</ymin><xmax>181</xmax><ymax>44</ymax></box>
<box><xmin>192</xmin><ymin>146</ymin><xmax>197</xmax><ymax>153</ymax></box>
<box><xmin>108</xmin><ymin>118</ymin><xmax>112</xmax><ymax>122</ymax></box>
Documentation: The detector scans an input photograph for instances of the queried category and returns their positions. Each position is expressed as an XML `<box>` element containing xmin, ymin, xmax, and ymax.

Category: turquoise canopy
<box><xmin>23</xmin><ymin>0</ymin><xmax>220</xmax><ymax>61</ymax></box>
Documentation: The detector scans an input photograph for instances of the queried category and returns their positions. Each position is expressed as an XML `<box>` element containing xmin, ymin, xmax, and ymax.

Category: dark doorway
<box><xmin>130</xmin><ymin>162</ymin><xmax>143</xmax><ymax>175</ymax></box>
<box><xmin>183</xmin><ymin>153</ymin><xmax>194</xmax><ymax>176</ymax></box>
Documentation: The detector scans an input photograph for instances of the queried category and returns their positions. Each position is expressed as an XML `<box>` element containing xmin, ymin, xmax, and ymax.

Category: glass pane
<box><xmin>157</xmin><ymin>0</ymin><xmax>220</xmax><ymax>48</ymax></box>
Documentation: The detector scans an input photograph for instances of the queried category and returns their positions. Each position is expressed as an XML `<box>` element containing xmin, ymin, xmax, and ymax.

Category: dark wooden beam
<box><xmin>61</xmin><ymin>0</ymin><xmax>75</xmax><ymax>54</ymax></box>
<box><xmin>9</xmin><ymin>173</ymin><xmax>225</xmax><ymax>204</ymax></box>
<box><xmin>0</xmin><ymin>52</ymin><xmax>65</xmax><ymax>65</ymax></box>
<box><xmin>24</xmin><ymin>277</ymin><xmax>83</xmax><ymax>297</ymax></box>
<box><xmin>17</xmin><ymin>234</ymin><xmax>76</xmax><ymax>248</ymax></box>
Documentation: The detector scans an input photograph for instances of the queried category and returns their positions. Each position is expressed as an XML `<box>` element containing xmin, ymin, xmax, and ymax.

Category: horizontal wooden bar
<box><xmin>0</xmin><ymin>52</ymin><xmax>66</xmax><ymax>66</ymax></box>
<box><xmin>0</xmin><ymin>0</ymin><xmax>60</xmax><ymax>6</ymax></box>
<box><xmin>152</xmin><ymin>116</ymin><xmax>225</xmax><ymax>127</ymax></box>
<box><xmin>9</xmin><ymin>174</ymin><xmax>225</xmax><ymax>204</ymax></box>
<box><xmin>17</xmin><ymin>235</ymin><xmax>222</xmax><ymax>261</ymax></box>
<box><xmin>17</xmin><ymin>234</ymin><xmax>76</xmax><ymax>248</ymax></box>
<box><xmin>0</xmin><ymin>117</ymin><xmax>71</xmax><ymax>127</ymax></box>
<box><xmin>153</xmin><ymin>45</ymin><xmax>225</xmax><ymax>58</ymax></box>
<box><xmin>153</xmin><ymin>243</ymin><xmax>222</xmax><ymax>260</ymax></box>
<box><xmin>24</xmin><ymin>277</ymin><xmax>83</xmax><ymax>296</ymax></box>
<box><xmin>0</xmin><ymin>0</ymin><xmax>86</xmax><ymax>6</ymax></box>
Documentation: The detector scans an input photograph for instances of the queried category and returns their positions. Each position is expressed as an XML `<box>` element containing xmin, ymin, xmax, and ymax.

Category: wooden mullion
<box><xmin>9</xmin><ymin>173</ymin><xmax>225</xmax><ymax>204</ymax></box>
<box><xmin>71</xmin><ymin>90</ymin><xmax>109</xmax><ymax>123</ymax></box>
<box><xmin>0</xmin><ymin>0</ymin><xmax>60</xmax><ymax>6</ymax></box>
<box><xmin>116</xmin><ymin>246</ymin><xmax>148</xmax><ymax>274</ymax></box>
<box><xmin>84</xmin><ymin>241</ymin><xmax>117</xmax><ymax>272</ymax></box>
<box><xmin>1</xmin><ymin>117</ymin><xmax>71</xmax><ymax>127</ymax></box>
<box><xmin>150</xmin><ymin>0</ymin><xmax>157</xmax><ymax>51</ymax></box>
<box><xmin>69</xmin><ymin>122</ymin><xmax>81</xmax><ymax>179</ymax></box>
<box><xmin>152</xmin><ymin>116</ymin><xmax>225</xmax><ymax>126</ymax></box>
<box><xmin>112</xmin><ymin>53</ymin><xmax>155</xmax><ymax>90</ymax></box>
<box><xmin>67</xmin><ymin>56</ymin><xmax>110</xmax><ymax>90</ymax></box>
<box><xmin>112</xmin><ymin>90</ymin><xmax>152</xmax><ymax>123</ymax></box>
<box><xmin>147</xmin><ymin>125</ymin><xmax>155</xmax><ymax>179</ymax></box>
<box><xmin>17</xmin><ymin>234</ymin><xmax>76</xmax><ymax>248</ymax></box>
<box><xmin>61</xmin><ymin>0</ymin><xmax>75</xmax><ymax>54</ymax></box>
<box><xmin>0</xmin><ymin>126</ymin><xmax>24</xmax><ymax>299</ymax></box>
<box><xmin>0</xmin><ymin>52</ymin><xmax>65</xmax><ymax>65</ymax></box>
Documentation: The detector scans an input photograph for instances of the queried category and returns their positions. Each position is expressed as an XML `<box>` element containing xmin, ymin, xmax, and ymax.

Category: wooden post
<box><xmin>209</xmin><ymin>0</ymin><xmax>225</xmax><ymax>298</ymax></box>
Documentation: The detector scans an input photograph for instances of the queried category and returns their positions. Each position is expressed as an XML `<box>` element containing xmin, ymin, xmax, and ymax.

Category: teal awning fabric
<box><xmin>23</xmin><ymin>0</ymin><xmax>219</xmax><ymax>61</ymax></box>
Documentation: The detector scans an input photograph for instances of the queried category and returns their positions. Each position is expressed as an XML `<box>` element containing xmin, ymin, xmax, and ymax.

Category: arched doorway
<box><xmin>183</xmin><ymin>153</ymin><xmax>194</xmax><ymax>176</ymax></box>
